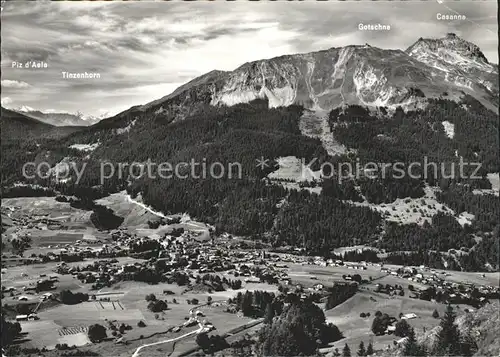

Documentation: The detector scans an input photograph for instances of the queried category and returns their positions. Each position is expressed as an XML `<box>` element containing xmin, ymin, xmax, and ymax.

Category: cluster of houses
<box><xmin>5</xmin><ymin>218</ymin><xmax>500</xmax><ymax>317</ymax></box>
<box><xmin>385</xmin><ymin>313</ymin><xmax>418</xmax><ymax>335</ymax></box>
<box><xmin>15</xmin><ymin>313</ymin><xmax>39</xmax><ymax>321</ymax></box>
<box><xmin>6</xmin><ymin>280</ymin><xmax>56</xmax><ymax>322</ymax></box>
<box><xmin>3</xmin><ymin>275</ymin><xmax>57</xmax><ymax>297</ymax></box>
<box><xmin>48</xmin><ymin>235</ymin><xmax>344</xmax><ymax>299</ymax></box>
<box><xmin>51</xmin><ymin>239</ymin><xmax>280</xmax><ymax>291</ymax></box>
<box><xmin>380</xmin><ymin>266</ymin><xmax>499</xmax><ymax>307</ymax></box>
<box><xmin>374</xmin><ymin>283</ymin><xmax>405</xmax><ymax>296</ymax></box>
<box><xmin>3</xmin><ymin>209</ymin><xmax>61</xmax><ymax>230</ymax></box>
<box><xmin>55</xmin><ymin>260</ymin><xmax>122</xmax><ymax>289</ymax></box>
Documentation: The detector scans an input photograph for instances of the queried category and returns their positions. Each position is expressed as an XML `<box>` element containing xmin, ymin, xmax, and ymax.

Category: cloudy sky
<box><xmin>1</xmin><ymin>0</ymin><xmax>497</xmax><ymax>117</ymax></box>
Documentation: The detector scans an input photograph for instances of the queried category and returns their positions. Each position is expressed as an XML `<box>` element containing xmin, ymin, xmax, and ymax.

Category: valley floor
<box><xmin>1</xmin><ymin>195</ymin><xmax>499</xmax><ymax>357</ymax></box>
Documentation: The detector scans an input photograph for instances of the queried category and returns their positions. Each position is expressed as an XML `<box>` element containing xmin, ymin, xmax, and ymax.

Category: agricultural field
<box><xmin>2</xmin><ymin>264</ymin><xmax>85</xmax><ymax>296</ymax></box>
<box><xmin>19</xmin><ymin>320</ymin><xmax>71</xmax><ymax>349</ymax></box>
<box><xmin>266</xmin><ymin>156</ymin><xmax>323</xmax><ymax>194</ymax></box>
<box><xmin>2</xmin><ymin>196</ymin><xmax>111</xmax><ymax>259</ymax></box>
<box><xmin>2</xmin><ymin>197</ymin><xmax>91</xmax><ymax>222</ymax></box>
<box><xmin>321</xmin><ymin>289</ymin><xmax>459</xmax><ymax>354</ymax></box>
<box><xmin>286</xmin><ymin>262</ymin><xmax>387</xmax><ymax>286</ymax></box>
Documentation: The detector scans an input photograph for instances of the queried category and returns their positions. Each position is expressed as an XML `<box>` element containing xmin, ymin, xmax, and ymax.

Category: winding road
<box><xmin>126</xmin><ymin>194</ymin><xmax>166</xmax><ymax>219</ymax></box>
<box><xmin>131</xmin><ymin>323</ymin><xmax>203</xmax><ymax>357</ymax></box>
<box><xmin>130</xmin><ymin>302</ymin><xmax>223</xmax><ymax>357</ymax></box>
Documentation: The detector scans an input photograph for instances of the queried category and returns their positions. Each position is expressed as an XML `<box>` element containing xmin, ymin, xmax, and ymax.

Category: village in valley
<box><xmin>2</xmin><ymin>193</ymin><xmax>499</xmax><ymax>357</ymax></box>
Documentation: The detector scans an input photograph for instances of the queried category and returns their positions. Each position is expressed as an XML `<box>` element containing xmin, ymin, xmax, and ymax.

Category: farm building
<box><xmin>313</xmin><ymin>283</ymin><xmax>324</xmax><ymax>291</ymax></box>
<box><xmin>401</xmin><ymin>313</ymin><xmax>418</xmax><ymax>320</ymax></box>
<box><xmin>397</xmin><ymin>337</ymin><xmax>409</xmax><ymax>345</ymax></box>
<box><xmin>42</xmin><ymin>293</ymin><xmax>53</xmax><ymax>300</ymax></box>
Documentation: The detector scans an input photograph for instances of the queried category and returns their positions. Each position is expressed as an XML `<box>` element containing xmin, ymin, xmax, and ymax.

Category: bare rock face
<box><xmin>406</xmin><ymin>33</ymin><xmax>499</xmax><ymax>108</ymax></box>
<box><xmin>204</xmin><ymin>45</ymin><xmax>442</xmax><ymax>111</ymax></box>
<box><xmin>407</xmin><ymin>33</ymin><xmax>491</xmax><ymax>67</ymax></box>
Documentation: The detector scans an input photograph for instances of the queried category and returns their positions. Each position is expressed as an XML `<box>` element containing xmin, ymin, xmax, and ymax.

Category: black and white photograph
<box><xmin>1</xmin><ymin>1</ymin><xmax>499</xmax><ymax>357</ymax></box>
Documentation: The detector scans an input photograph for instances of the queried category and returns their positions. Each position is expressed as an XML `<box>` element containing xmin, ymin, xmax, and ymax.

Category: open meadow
<box><xmin>2</xmin><ymin>196</ymin><xmax>112</xmax><ymax>260</ymax></box>
<box><xmin>322</xmin><ymin>288</ymin><xmax>476</xmax><ymax>355</ymax></box>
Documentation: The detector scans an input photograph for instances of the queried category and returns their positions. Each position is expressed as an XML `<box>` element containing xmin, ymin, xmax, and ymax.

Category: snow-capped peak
<box><xmin>10</xmin><ymin>107</ymin><xmax>105</xmax><ymax>127</ymax></box>
<box><xmin>83</xmin><ymin>112</ymin><xmax>109</xmax><ymax>122</ymax></box>
<box><xmin>16</xmin><ymin>105</ymin><xmax>36</xmax><ymax>112</ymax></box>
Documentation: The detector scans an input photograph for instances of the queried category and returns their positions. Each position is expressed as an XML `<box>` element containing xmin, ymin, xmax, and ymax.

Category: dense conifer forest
<box><xmin>1</xmin><ymin>98</ymin><xmax>498</xmax><ymax>271</ymax></box>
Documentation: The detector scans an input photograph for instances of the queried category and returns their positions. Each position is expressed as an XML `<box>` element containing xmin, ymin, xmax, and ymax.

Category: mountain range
<box><xmin>4</xmin><ymin>33</ymin><xmax>498</xmax><ymax>133</ymax></box>
<box><xmin>12</xmin><ymin>106</ymin><xmax>103</xmax><ymax>127</ymax></box>
<box><xmin>116</xmin><ymin>32</ymin><xmax>497</xmax><ymax>124</ymax></box>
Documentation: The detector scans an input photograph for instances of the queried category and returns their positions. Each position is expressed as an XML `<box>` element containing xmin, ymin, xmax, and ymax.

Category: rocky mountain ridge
<box><xmin>121</xmin><ymin>33</ymin><xmax>498</xmax><ymax>127</ymax></box>
<box><xmin>406</xmin><ymin>33</ymin><xmax>498</xmax><ymax>104</ymax></box>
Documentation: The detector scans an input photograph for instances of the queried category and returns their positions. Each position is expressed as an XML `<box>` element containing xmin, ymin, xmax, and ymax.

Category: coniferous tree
<box><xmin>366</xmin><ymin>342</ymin><xmax>374</xmax><ymax>356</ymax></box>
<box><xmin>357</xmin><ymin>341</ymin><xmax>366</xmax><ymax>356</ymax></box>
<box><xmin>241</xmin><ymin>291</ymin><xmax>253</xmax><ymax>317</ymax></box>
<box><xmin>371</xmin><ymin>316</ymin><xmax>386</xmax><ymax>335</ymax></box>
<box><xmin>1</xmin><ymin>315</ymin><xmax>22</xmax><ymax>347</ymax></box>
<box><xmin>403</xmin><ymin>327</ymin><xmax>426</xmax><ymax>356</ymax></box>
<box><xmin>264</xmin><ymin>302</ymin><xmax>274</xmax><ymax>324</ymax></box>
<box><xmin>343</xmin><ymin>343</ymin><xmax>351</xmax><ymax>357</ymax></box>
<box><xmin>434</xmin><ymin>305</ymin><xmax>461</xmax><ymax>356</ymax></box>
<box><xmin>395</xmin><ymin>319</ymin><xmax>412</xmax><ymax>337</ymax></box>
<box><xmin>258</xmin><ymin>300</ymin><xmax>341</xmax><ymax>356</ymax></box>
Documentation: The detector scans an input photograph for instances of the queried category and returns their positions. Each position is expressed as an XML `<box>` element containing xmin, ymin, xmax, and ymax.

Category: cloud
<box><xmin>0</xmin><ymin>1</ymin><xmax>497</xmax><ymax>117</ymax></box>
<box><xmin>1</xmin><ymin>80</ymin><xmax>31</xmax><ymax>88</ymax></box>
<box><xmin>1</xmin><ymin>97</ymin><xmax>13</xmax><ymax>107</ymax></box>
